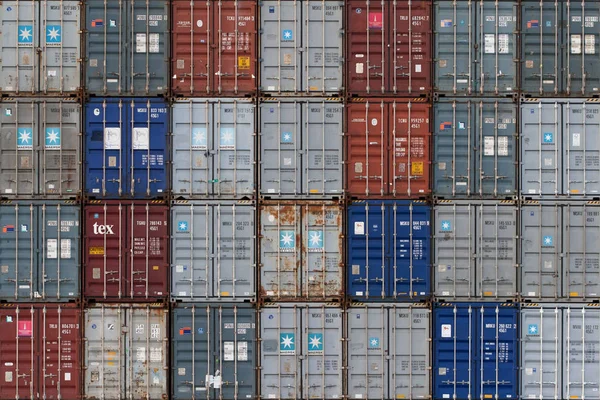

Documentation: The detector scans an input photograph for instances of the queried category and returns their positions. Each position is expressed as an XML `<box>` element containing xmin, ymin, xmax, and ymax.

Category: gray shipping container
<box><xmin>521</xmin><ymin>99</ymin><xmax>600</xmax><ymax>198</ymax></box>
<box><xmin>259</xmin><ymin>202</ymin><xmax>343</xmax><ymax>301</ymax></box>
<box><xmin>347</xmin><ymin>303</ymin><xmax>431</xmax><ymax>400</ymax></box>
<box><xmin>260</xmin><ymin>0</ymin><xmax>343</xmax><ymax>94</ymax></box>
<box><xmin>434</xmin><ymin>201</ymin><xmax>518</xmax><ymax>299</ymax></box>
<box><xmin>0</xmin><ymin>201</ymin><xmax>79</xmax><ymax>301</ymax></box>
<box><xmin>434</xmin><ymin>0</ymin><xmax>518</xmax><ymax>95</ymax></box>
<box><xmin>86</xmin><ymin>0</ymin><xmax>169</xmax><ymax>96</ymax></box>
<box><xmin>171</xmin><ymin>304</ymin><xmax>257</xmax><ymax>400</ymax></box>
<box><xmin>0</xmin><ymin>0</ymin><xmax>81</xmax><ymax>94</ymax></box>
<box><xmin>259</xmin><ymin>303</ymin><xmax>343</xmax><ymax>399</ymax></box>
<box><xmin>172</xmin><ymin>99</ymin><xmax>255</xmax><ymax>199</ymax></box>
<box><xmin>0</xmin><ymin>98</ymin><xmax>81</xmax><ymax>198</ymax></box>
<box><xmin>521</xmin><ymin>201</ymin><xmax>600</xmax><ymax>300</ymax></box>
<box><xmin>433</xmin><ymin>99</ymin><xmax>517</xmax><ymax>198</ymax></box>
<box><xmin>259</xmin><ymin>99</ymin><xmax>343</xmax><ymax>198</ymax></box>
<box><xmin>84</xmin><ymin>304</ymin><xmax>168</xmax><ymax>400</ymax></box>
<box><xmin>171</xmin><ymin>201</ymin><xmax>255</xmax><ymax>301</ymax></box>
<box><xmin>521</xmin><ymin>303</ymin><xmax>600</xmax><ymax>400</ymax></box>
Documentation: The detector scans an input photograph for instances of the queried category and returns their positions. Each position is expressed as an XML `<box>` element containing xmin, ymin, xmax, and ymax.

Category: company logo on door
<box><xmin>93</xmin><ymin>222</ymin><xmax>114</xmax><ymax>235</ymax></box>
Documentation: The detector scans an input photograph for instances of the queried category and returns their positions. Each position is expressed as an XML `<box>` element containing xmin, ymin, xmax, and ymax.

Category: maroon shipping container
<box><xmin>346</xmin><ymin>99</ymin><xmax>431</xmax><ymax>198</ymax></box>
<box><xmin>346</xmin><ymin>0</ymin><xmax>432</xmax><ymax>97</ymax></box>
<box><xmin>171</xmin><ymin>0</ymin><xmax>257</xmax><ymax>96</ymax></box>
<box><xmin>83</xmin><ymin>202</ymin><xmax>169</xmax><ymax>301</ymax></box>
<box><xmin>0</xmin><ymin>304</ymin><xmax>82</xmax><ymax>400</ymax></box>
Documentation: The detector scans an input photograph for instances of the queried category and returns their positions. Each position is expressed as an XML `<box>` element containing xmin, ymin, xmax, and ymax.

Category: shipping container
<box><xmin>434</xmin><ymin>201</ymin><xmax>518</xmax><ymax>300</ymax></box>
<box><xmin>83</xmin><ymin>201</ymin><xmax>168</xmax><ymax>301</ymax></box>
<box><xmin>171</xmin><ymin>0</ymin><xmax>257</xmax><ymax>96</ymax></box>
<box><xmin>346</xmin><ymin>99</ymin><xmax>432</xmax><ymax>198</ymax></box>
<box><xmin>85</xmin><ymin>0</ymin><xmax>169</xmax><ymax>96</ymax></box>
<box><xmin>0</xmin><ymin>304</ymin><xmax>82</xmax><ymax>400</ymax></box>
<box><xmin>433</xmin><ymin>302</ymin><xmax>519</xmax><ymax>400</ymax></box>
<box><xmin>521</xmin><ymin>1</ymin><xmax>600</xmax><ymax>96</ymax></box>
<box><xmin>85</xmin><ymin>98</ymin><xmax>169</xmax><ymax>199</ymax></box>
<box><xmin>0</xmin><ymin>0</ymin><xmax>81</xmax><ymax>95</ymax></box>
<box><xmin>433</xmin><ymin>99</ymin><xmax>517</xmax><ymax>198</ymax></box>
<box><xmin>259</xmin><ymin>303</ymin><xmax>343</xmax><ymax>399</ymax></box>
<box><xmin>347</xmin><ymin>303</ymin><xmax>431</xmax><ymax>399</ymax></box>
<box><xmin>0</xmin><ymin>98</ymin><xmax>81</xmax><ymax>198</ymax></box>
<box><xmin>521</xmin><ymin>201</ymin><xmax>600</xmax><ymax>300</ymax></box>
<box><xmin>346</xmin><ymin>0</ymin><xmax>432</xmax><ymax>97</ymax></box>
<box><xmin>171</xmin><ymin>200</ymin><xmax>255</xmax><ymax>302</ymax></box>
<box><xmin>84</xmin><ymin>304</ymin><xmax>168</xmax><ymax>400</ymax></box>
<box><xmin>521</xmin><ymin>99</ymin><xmax>600</xmax><ymax>198</ymax></box>
<box><xmin>172</xmin><ymin>98</ymin><xmax>255</xmax><ymax>199</ymax></box>
<box><xmin>347</xmin><ymin>200</ymin><xmax>431</xmax><ymax>301</ymax></box>
<box><xmin>259</xmin><ymin>201</ymin><xmax>343</xmax><ymax>302</ymax></box>
<box><xmin>521</xmin><ymin>303</ymin><xmax>600</xmax><ymax>400</ymax></box>
<box><xmin>434</xmin><ymin>0</ymin><xmax>518</xmax><ymax>96</ymax></box>
<box><xmin>260</xmin><ymin>98</ymin><xmax>343</xmax><ymax>198</ymax></box>
<box><xmin>0</xmin><ymin>201</ymin><xmax>79</xmax><ymax>301</ymax></box>
<box><xmin>172</xmin><ymin>303</ymin><xmax>257</xmax><ymax>399</ymax></box>
<box><xmin>260</xmin><ymin>0</ymin><xmax>343</xmax><ymax>95</ymax></box>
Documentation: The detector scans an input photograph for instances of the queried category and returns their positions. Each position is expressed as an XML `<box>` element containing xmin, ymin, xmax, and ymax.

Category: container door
<box><xmin>346</xmin><ymin>101</ymin><xmax>387</xmax><ymax>196</ymax></box>
<box><xmin>0</xmin><ymin>203</ymin><xmax>35</xmax><ymax>300</ymax></box>
<box><xmin>0</xmin><ymin>1</ymin><xmax>38</xmax><ymax>93</ymax></box>
<box><xmin>260</xmin><ymin>1</ymin><xmax>301</xmax><ymax>92</ymax></box>
<box><xmin>434</xmin><ymin>204</ymin><xmax>475</xmax><ymax>298</ymax></box>
<box><xmin>260</xmin><ymin>306</ymin><xmax>301</xmax><ymax>399</ymax></box>
<box><xmin>520</xmin><ymin>101</ymin><xmax>562</xmax><ymax>196</ymax></box>
<box><xmin>0</xmin><ymin>100</ymin><xmax>37</xmax><ymax>197</ymax></box>
<box><xmin>347</xmin><ymin>202</ymin><xmax>386</xmax><ymax>299</ymax></box>
<box><xmin>521</xmin><ymin>204</ymin><xmax>562</xmax><ymax>298</ymax></box>
<box><xmin>39</xmin><ymin>203</ymin><xmax>80</xmax><ymax>300</ymax></box>
<box><xmin>86</xmin><ymin>0</ymin><xmax>126</xmax><ymax>94</ymax></box>
<box><xmin>520</xmin><ymin>306</ymin><xmax>562</xmax><ymax>399</ymax></box>
<box><xmin>564</xmin><ymin>307</ymin><xmax>600</xmax><ymax>399</ymax></box>
<box><xmin>390</xmin><ymin>202</ymin><xmax>431</xmax><ymax>299</ymax></box>
<box><xmin>40</xmin><ymin>1</ymin><xmax>81</xmax><ymax>93</ymax></box>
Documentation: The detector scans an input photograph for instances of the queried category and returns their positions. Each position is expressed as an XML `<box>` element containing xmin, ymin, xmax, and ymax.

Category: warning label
<box><xmin>411</xmin><ymin>162</ymin><xmax>424</xmax><ymax>176</ymax></box>
<box><xmin>89</xmin><ymin>247</ymin><xmax>105</xmax><ymax>255</ymax></box>
<box><xmin>238</xmin><ymin>56</ymin><xmax>250</xmax><ymax>70</ymax></box>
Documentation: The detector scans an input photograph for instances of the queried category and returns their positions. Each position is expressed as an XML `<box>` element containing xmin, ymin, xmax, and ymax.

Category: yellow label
<box><xmin>309</xmin><ymin>189</ymin><xmax>319</xmax><ymax>193</ymax></box>
<box><xmin>153</xmin><ymin>266</ymin><xmax>159</xmax><ymax>270</ymax></box>
<box><xmin>396</xmin><ymin>395</ymin><xmax>406</xmax><ymax>399</ymax></box>
<box><xmin>89</xmin><ymin>247</ymin><xmax>104</xmax><ymax>255</ymax></box>
<box><xmin>570</xmin><ymin>292</ymin><xmax>579</xmax><ymax>297</ymax></box>
<box><xmin>483</xmin><ymin>291</ymin><xmax>493</xmax><ymax>296</ymax></box>
<box><xmin>484</xmin><ymin>395</ymin><xmax>493</xmax><ymax>399</ymax></box>
<box><xmin>571</xmin><ymin>189</ymin><xmax>580</xmax><ymax>194</ymax></box>
<box><xmin>238</xmin><ymin>56</ymin><xmax>250</xmax><ymax>70</ymax></box>
<box><xmin>221</xmin><ymin>292</ymin><xmax>230</xmax><ymax>296</ymax></box>
<box><xmin>411</xmin><ymin>161</ymin><xmax>424</xmax><ymax>175</ymax></box>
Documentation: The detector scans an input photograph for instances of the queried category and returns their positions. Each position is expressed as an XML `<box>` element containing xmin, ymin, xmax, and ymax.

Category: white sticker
<box><xmin>441</xmin><ymin>324</ymin><xmax>451</xmax><ymax>338</ymax></box>
<box><xmin>572</xmin><ymin>34</ymin><xmax>582</xmax><ymax>54</ymax></box>
<box><xmin>498</xmin><ymin>136</ymin><xmax>509</xmax><ymax>156</ymax></box>
<box><xmin>104</xmin><ymin>128</ymin><xmax>121</xmax><ymax>150</ymax></box>
<box><xmin>136</xmin><ymin>347</ymin><xmax>146</xmax><ymax>362</ymax></box>
<box><xmin>61</xmin><ymin>239</ymin><xmax>71</xmax><ymax>259</ymax></box>
<box><xmin>213</xmin><ymin>375</ymin><xmax>222</xmax><ymax>389</ymax></box>
<box><xmin>150</xmin><ymin>347</ymin><xmax>162</xmax><ymax>362</ymax></box>
<box><xmin>484</xmin><ymin>136</ymin><xmax>494</xmax><ymax>156</ymax></box>
<box><xmin>544</xmin><ymin>260</ymin><xmax>553</xmax><ymax>269</ymax></box>
<box><xmin>94</xmin><ymin>108</ymin><xmax>100</xmax><ymax>116</ymax></box>
<box><xmin>484</xmin><ymin>34</ymin><xmax>495</xmax><ymax>54</ymax></box>
<box><xmin>526</xmin><ymin>368</ymin><xmax>533</xmax><ymax>376</ymax></box>
<box><xmin>5</xmin><ymin>189</ymin><xmax>12</xmax><ymax>194</ymax></box>
<box><xmin>5</xmin><ymin>371</ymin><xmax>12</xmax><ymax>382</ymax></box>
<box><xmin>224</xmin><ymin>341</ymin><xmax>235</xmax><ymax>361</ymax></box>
<box><xmin>371</xmin><ymin>118</ymin><xmax>378</xmax><ymax>126</ymax></box>
<box><xmin>238</xmin><ymin>341</ymin><xmax>248</xmax><ymax>361</ymax></box>
<box><xmin>573</xmin><ymin>133</ymin><xmax>581</xmax><ymax>147</ymax></box>
<box><xmin>178</xmin><ymin>368</ymin><xmax>186</xmax><ymax>376</ymax></box>
<box><xmin>354</xmin><ymin>221</ymin><xmax>365</xmax><ymax>235</ymax></box>
<box><xmin>197</xmin><ymin>20</ymin><xmax>203</xmax><ymax>28</ymax></box>
<box><xmin>65</xmin><ymin>372</ymin><xmax>71</xmax><ymax>381</ymax></box>
<box><xmin>283</xmin><ymin>158</ymin><xmax>292</xmax><ymax>166</ymax></box>
<box><xmin>149</xmin><ymin>33</ymin><xmax>160</xmax><ymax>53</ymax></box>
<box><xmin>136</xmin><ymin>33</ymin><xmax>147</xmax><ymax>53</ymax></box>
<box><xmin>356</xmin><ymin>63</ymin><xmax>364</xmax><ymax>74</ymax></box>
<box><xmin>498</xmin><ymin>34</ymin><xmax>509</xmax><ymax>54</ymax></box>
<box><xmin>132</xmin><ymin>127</ymin><xmax>149</xmax><ymax>150</ymax></box>
<box><xmin>586</xmin><ymin>35</ymin><xmax>596</xmax><ymax>54</ymax></box>
<box><xmin>415</xmin><ymin>64</ymin><xmax>421</xmax><ymax>73</ymax></box>
<box><xmin>47</xmin><ymin>70</ymin><xmax>57</xmax><ymax>77</ymax></box>
<box><xmin>544</xmin><ymin>158</ymin><xmax>553</xmax><ymax>167</ymax></box>
<box><xmin>47</xmin><ymin>239</ymin><xmax>58</xmax><ymax>259</ymax></box>
<box><xmin>176</xmin><ymin>265</ymin><xmax>184</xmax><ymax>273</ymax></box>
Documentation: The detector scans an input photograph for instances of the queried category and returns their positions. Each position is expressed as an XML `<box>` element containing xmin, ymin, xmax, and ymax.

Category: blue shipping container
<box><xmin>85</xmin><ymin>98</ymin><xmax>169</xmax><ymax>198</ymax></box>
<box><xmin>433</xmin><ymin>303</ymin><xmax>519</xmax><ymax>400</ymax></box>
<box><xmin>347</xmin><ymin>200</ymin><xmax>431</xmax><ymax>300</ymax></box>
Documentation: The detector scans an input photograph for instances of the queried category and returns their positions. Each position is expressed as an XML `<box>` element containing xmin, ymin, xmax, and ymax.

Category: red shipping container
<box><xmin>346</xmin><ymin>99</ymin><xmax>431</xmax><ymax>198</ymax></box>
<box><xmin>346</xmin><ymin>0</ymin><xmax>432</xmax><ymax>96</ymax></box>
<box><xmin>0</xmin><ymin>304</ymin><xmax>82</xmax><ymax>400</ymax></box>
<box><xmin>83</xmin><ymin>201</ymin><xmax>169</xmax><ymax>301</ymax></box>
<box><xmin>171</xmin><ymin>0</ymin><xmax>257</xmax><ymax>96</ymax></box>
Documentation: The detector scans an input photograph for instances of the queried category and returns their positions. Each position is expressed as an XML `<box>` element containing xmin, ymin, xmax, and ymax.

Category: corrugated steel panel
<box><xmin>171</xmin><ymin>0</ymin><xmax>257</xmax><ymax>96</ymax></box>
<box><xmin>259</xmin><ymin>303</ymin><xmax>343</xmax><ymax>399</ymax></box>
<box><xmin>346</xmin><ymin>0</ymin><xmax>432</xmax><ymax>96</ymax></box>
<box><xmin>0</xmin><ymin>98</ymin><xmax>81</xmax><ymax>198</ymax></box>
<box><xmin>260</xmin><ymin>99</ymin><xmax>343</xmax><ymax>198</ymax></box>
<box><xmin>172</xmin><ymin>303</ymin><xmax>257</xmax><ymax>399</ymax></box>
<box><xmin>434</xmin><ymin>201</ymin><xmax>518</xmax><ymax>300</ymax></box>
<box><xmin>259</xmin><ymin>201</ymin><xmax>343</xmax><ymax>302</ymax></box>
<box><xmin>347</xmin><ymin>200</ymin><xmax>431</xmax><ymax>301</ymax></box>
<box><xmin>0</xmin><ymin>1</ymin><xmax>81</xmax><ymax>95</ymax></box>
<box><xmin>83</xmin><ymin>202</ymin><xmax>168</xmax><ymax>301</ymax></box>
<box><xmin>85</xmin><ymin>98</ymin><xmax>169</xmax><ymax>199</ymax></box>
<box><xmin>433</xmin><ymin>303</ymin><xmax>519</xmax><ymax>400</ymax></box>
<box><xmin>346</xmin><ymin>100</ymin><xmax>432</xmax><ymax>198</ymax></box>
<box><xmin>347</xmin><ymin>303</ymin><xmax>431</xmax><ymax>399</ymax></box>
<box><xmin>171</xmin><ymin>201</ymin><xmax>255</xmax><ymax>301</ymax></box>
<box><xmin>260</xmin><ymin>0</ymin><xmax>343</xmax><ymax>95</ymax></box>
<box><xmin>172</xmin><ymin>99</ymin><xmax>255</xmax><ymax>199</ymax></box>
<box><xmin>84</xmin><ymin>304</ymin><xmax>168</xmax><ymax>400</ymax></box>
<box><xmin>0</xmin><ymin>201</ymin><xmax>80</xmax><ymax>301</ymax></box>
<box><xmin>85</xmin><ymin>0</ymin><xmax>169</xmax><ymax>96</ymax></box>
<box><xmin>433</xmin><ymin>99</ymin><xmax>517</xmax><ymax>198</ymax></box>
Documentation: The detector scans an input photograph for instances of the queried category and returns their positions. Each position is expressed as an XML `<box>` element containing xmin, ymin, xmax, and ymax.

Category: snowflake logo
<box><xmin>177</xmin><ymin>221</ymin><xmax>188</xmax><ymax>232</ymax></box>
<box><xmin>280</xmin><ymin>231</ymin><xmax>295</xmax><ymax>249</ymax></box>
<box><xmin>543</xmin><ymin>235</ymin><xmax>553</xmax><ymax>246</ymax></box>
<box><xmin>308</xmin><ymin>333</ymin><xmax>323</xmax><ymax>351</ymax></box>
<box><xmin>46</xmin><ymin>25</ymin><xmax>62</xmax><ymax>43</ymax></box>
<box><xmin>17</xmin><ymin>128</ymin><xmax>33</xmax><ymax>149</ymax></box>
<box><xmin>45</xmin><ymin>128</ymin><xmax>61</xmax><ymax>149</ymax></box>
<box><xmin>280</xmin><ymin>333</ymin><xmax>295</xmax><ymax>352</ymax></box>
<box><xmin>528</xmin><ymin>324</ymin><xmax>538</xmax><ymax>335</ymax></box>
<box><xmin>18</xmin><ymin>26</ymin><xmax>33</xmax><ymax>43</ymax></box>
<box><xmin>220</xmin><ymin>128</ymin><xmax>235</xmax><ymax>149</ymax></box>
<box><xmin>192</xmin><ymin>128</ymin><xmax>207</xmax><ymax>149</ymax></box>
<box><xmin>441</xmin><ymin>220</ymin><xmax>451</xmax><ymax>231</ymax></box>
<box><xmin>308</xmin><ymin>230</ymin><xmax>323</xmax><ymax>250</ymax></box>
<box><xmin>543</xmin><ymin>132</ymin><xmax>554</xmax><ymax>143</ymax></box>
<box><xmin>281</xmin><ymin>131</ymin><xmax>293</xmax><ymax>143</ymax></box>
<box><xmin>282</xmin><ymin>29</ymin><xmax>293</xmax><ymax>41</ymax></box>
<box><xmin>369</xmin><ymin>337</ymin><xmax>379</xmax><ymax>348</ymax></box>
